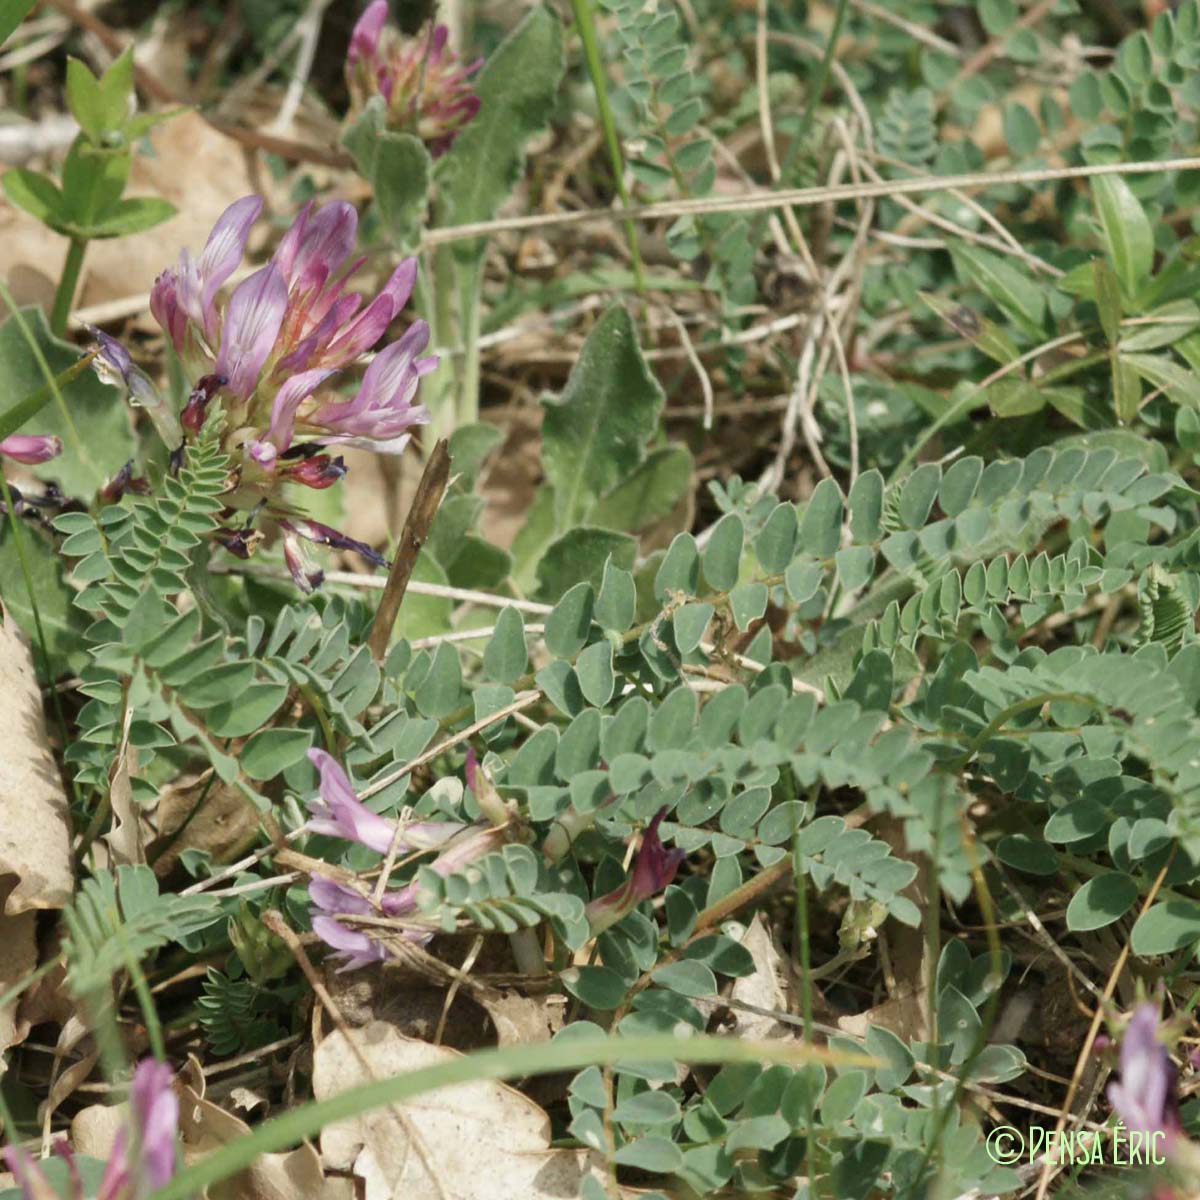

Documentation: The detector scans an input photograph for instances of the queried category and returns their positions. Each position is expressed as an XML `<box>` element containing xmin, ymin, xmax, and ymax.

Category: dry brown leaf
<box><xmin>176</xmin><ymin>1057</ymin><xmax>351</xmax><ymax>1200</ymax></box>
<box><xmin>148</xmin><ymin>770</ymin><xmax>261</xmax><ymax>878</ymax></box>
<box><xmin>71</xmin><ymin>1099</ymin><xmax>127</xmax><ymax>1159</ymax></box>
<box><xmin>313</xmin><ymin>1022</ymin><xmax>605</xmax><ymax>1200</ymax></box>
<box><xmin>837</xmin><ymin>988</ymin><xmax>928</xmax><ymax>1044</ymax></box>
<box><xmin>0</xmin><ymin>612</ymin><xmax>73</xmax><ymax>913</ymax></box>
<box><xmin>725</xmin><ymin>914</ymin><xmax>794</xmax><ymax>1041</ymax></box>
<box><xmin>103</xmin><ymin>710</ymin><xmax>143</xmax><ymax>867</ymax></box>
<box><xmin>0</xmin><ymin>908</ymin><xmax>37</xmax><ymax>1055</ymax></box>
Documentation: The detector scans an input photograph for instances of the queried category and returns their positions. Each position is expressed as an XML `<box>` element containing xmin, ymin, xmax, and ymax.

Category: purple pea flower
<box><xmin>2</xmin><ymin>1058</ymin><xmax>178</xmax><ymax>1200</ymax></box>
<box><xmin>585</xmin><ymin>808</ymin><xmax>685</xmax><ymax>936</ymax></box>
<box><xmin>309</xmin><ymin>878</ymin><xmax>393</xmax><ymax>971</ymax></box>
<box><xmin>304</xmin><ymin>749</ymin><xmax>466</xmax><ymax>854</ymax></box>
<box><xmin>308</xmin><ymin>823</ymin><xmax>508</xmax><ymax>970</ymax></box>
<box><xmin>346</xmin><ymin>10</ymin><xmax>482</xmax><ymax>157</ymax></box>
<box><xmin>281</xmin><ymin>517</ymin><xmax>388</xmax><ymax>569</ymax></box>
<box><xmin>1108</xmin><ymin>1003</ymin><xmax>1184</xmax><ymax>1147</ymax></box>
<box><xmin>314</xmin><ymin>320</ymin><xmax>433</xmax><ymax>454</ymax></box>
<box><xmin>0</xmin><ymin>434</ymin><xmax>61</xmax><ymax>465</ymax></box>
<box><xmin>95</xmin><ymin>193</ymin><xmax>436</xmax><ymax>587</ymax></box>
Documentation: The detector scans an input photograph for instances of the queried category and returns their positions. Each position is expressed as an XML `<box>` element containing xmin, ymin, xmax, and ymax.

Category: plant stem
<box><xmin>51</xmin><ymin>236</ymin><xmax>87</xmax><ymax>337</ymax></box>
<box><xmin>456</xmin><ymin>256</ymin><xmax>483</xmax><ymax>427</ymax></box>
<box><xmin>569</xmin><ymin>0</ymin><xmax>646</xmax><ymax>295</ymax></box>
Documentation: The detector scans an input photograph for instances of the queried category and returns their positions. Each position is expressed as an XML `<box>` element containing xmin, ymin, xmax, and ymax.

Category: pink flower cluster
<box><xmin>347</xmin><ymin>3</ymin><xmax>482</xmax><ymax>157</ymax></box>
<box><xmin>93</xmin><ymin>195</ymin><xmax>434</xmax><ymax>589</ymax></box>
<box><xmin>4</xmin><ymin>1059</ymin><xmax>177</xmax><ymax>1200</ymax></box>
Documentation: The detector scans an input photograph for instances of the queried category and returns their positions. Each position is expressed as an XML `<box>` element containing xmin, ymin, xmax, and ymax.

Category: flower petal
<box><xmin>348</xmin><ymin>0</ymin><xmax>390</xmax><ymax>66</ymax></box>
<box><xmin>197</xmin><ymin>195</ymin><xmax>262</xmax><ymax>332</ymax></box>
<box><xmin>215</xmin><ymin>264</ymin><xmax>287</xmax><ymax>399</ymax></box>
<box><xmin>264</xmin><ymin>367</ymin><xmax>338</xmax><ymax>453</ymax></box>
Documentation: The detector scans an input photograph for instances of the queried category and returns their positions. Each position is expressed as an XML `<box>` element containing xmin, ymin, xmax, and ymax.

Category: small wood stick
<box><xmin>368</xmin><ymin>439</ymin><xmax>452</xmax><ymax>662</ymax></box>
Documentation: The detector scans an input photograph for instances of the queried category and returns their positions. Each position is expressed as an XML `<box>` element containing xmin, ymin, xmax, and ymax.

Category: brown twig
<box><xmin>367</xmin><ymin>439</ymin><xmax>452</xmax><ymax>662</ymax></box>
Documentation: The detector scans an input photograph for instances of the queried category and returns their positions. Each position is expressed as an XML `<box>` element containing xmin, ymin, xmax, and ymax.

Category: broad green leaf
<box><xmin>847</xmin><ymin>470</ymin><xmax>884</xmax><ymax>541</ymax></box>
<box><xmin>544</xmin><ymin>582</ymin><xmax>595</xmax><ymax>658</ymax></box>
<box><xmin>535</xmin><ymin>527</ymin><xmax>636</xmax><ymax>601</ymax></box>
<box><xmin>1065</xmin><ymin>872</ymin><xmax>1138</xmax><ymax>932</ymax></box>
<box><xmin>1124</xmin><ymin>352</ymin><xmax>1200</xmax><ymax>411</ymax></box>
<box><xmin>2</xmin><ymin>168</ymin><xmax>67</xmax><ymax>229</ymax></box>
<box><xmin>0</xmin><ymin>524</ymin><xmax>89</xmax><ymax>674</ymax></box>
<box><xmin>562</xmin><ymin>964</ymin><xmax>627</xmax><ymax>1010</ymax></box>
<box><xmin>798</xmin><ymin>478</ymin><xmax>843</xmax><ymax>556</ymax></box>
<box><xmin>755</xmin><ymin>504</ymin><xmax>797</xmax><ymax>573</ymax></box>
<box><xmin>575</xmin><ymin>640</ymin><xmax>615</xmax><ymax>706</ymax></box>
<box><xmin>205</xmin><ymin>684</ymin><xmax>288</xmax><ymax>738</ymax></box>
<box><xmin>1113</xmin><ymin>356</ymin><xmax>1142</xmax><ymax>424</ymax></box>
<box><xmin>595</xmin><ymin>557</ymin><xmax>636</xmax><ymax>631</ymax></box>
<box><xmin>85</xmin><ymin>195</ymin><xmax>177</xmax><ymax>238</ymax></box>
<box><xmin>701</xmin><ymin>513</ymin><xmax>743</xmax><ymax>591</ymax></box>
<box><xmin>938</xmin><ymin>456</ymin><xmax>983</xmax><ymax>517</ymax></box>
<box><xmin>241</xmin><ymin>728</ymin><xmax>313</xmax><ymax>781</ymax></box>
<box><xmin>948</xmin><ymin>241</ymin><xmax>1046</xmax><ymax>339</ymax></box>
<box><xmin>1131</xmin><ymin>899</ymin><xmax>1200</xmax><ymax>956</ymax></box>
<box><xmin>65</xmin><ymin>57</ymin><xmax>105</xmax><ymax>143</ymax></box>
<box><xmin>96</xmin><ymin>47</ymin><xmax>135</xmax><ymax>134</ymax></box>
<box><xmin>0</xmin><ymin>307</ymin><xmax>135</xmax><ymax>496</ymax></box>
<box><xmin>655</xmin><ymin>533</ymin><xmax>700</xmax><ymax>599</ymax></box>
<box><xmin>589</xmin><ymin>444</ymin><xmax>692</xmax><ymax>534</ymax></box>
<box><xmin>1093</xmin><ymin>259</ymin><xmax>1122</xmax><ymax>345</ymax></box>
<box><xmin>922</xmin><ymin>291</ymin><xmax>1020</xmax><ymax>364</ymax></box>
<box><xmin>1092</xmin><ymin>175</ymin><xmax>1154</xmax><ymax>296</ymax></box>
<box><xmin>437</xmin><ymin>6</ymin><xmax>565</xmax><ymax>257</ymax></box>
<box><xmin>673</xmin><ymin>602</ymin><xmax>713</xmax><ymax>654</ymax></box>
<box><xmin>541</xmin><ymin>305</ymin><xmax>664</xmax><ymax>530</ymax></box>
<box><xmin>611</xmin><ymin>1090</ymin><xmax>681</xmax><ymax>1125</ymax></box>
<box><xmin>342</xmin><ymin>99</ymin><xmax>431</xmax><ymax>250</ymax></box>
<box><xmin>482</xmin><ymin>606</ymin><xmax>528</xmax><ymax>684</ymax></box>
<box><xmin>613</xmin><ymin>1137</ymin><xmax>684</xmax><ymax>1173</ymax></box>
<box><xmin>1002</xmin><ymin>101</ymin><xmax>1040</xmax><ymax>156</ymax></box>
<box><xmin>1120</xmin><ymin>300</ymin><xmax>1200</xmax><ymax>352</ymax></box>
<box><xmin>0</xmin><ymin>0</ymin><xmax>38</xmax><ymax>49</ymax></box>
<box><xmin>652</xmin><ymin>960</ymin><xmax>717</xmax><ymax>998</ymax></box>
<box><xmin>414</xmin><ymin>642</ymin><xmax>464</xmax><ymax>718</ymax></box>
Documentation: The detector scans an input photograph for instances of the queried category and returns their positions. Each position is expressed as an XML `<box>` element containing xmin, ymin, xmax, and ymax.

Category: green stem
<box><xmin>125</xmin><ymin>949</ymin><xmax>166</xmax><ymax>1061</ymax></box>
<box><xmin>569</xmin><ymin>0</ymin><xmax>646</xmax><ymax>295</ymax></box>
<box><xmin>457</xmin><ymin>257</ymin><xmax>483</xmax><ymax>427</ymax></box>
<box><xmin>51</xmin><ymin>237</ymin><xmax>87</xmax><ymax>338</ymax></box>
